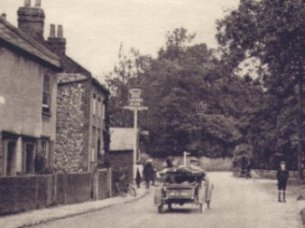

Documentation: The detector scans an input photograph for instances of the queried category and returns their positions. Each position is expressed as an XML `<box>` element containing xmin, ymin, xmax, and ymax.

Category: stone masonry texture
<box><xmin>55</xmin><ymin>80</ymin><xmax>90</xmax><ymax>173</ymax></box>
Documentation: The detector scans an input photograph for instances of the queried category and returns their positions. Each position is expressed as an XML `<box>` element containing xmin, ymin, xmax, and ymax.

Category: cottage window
<box><xmin>40</xmin><ymin>139</ymin><xmax>49</xmax><ymax>158</ymax></box>
<box><xmin>42</xmin><ymin>74</ymin><xmax>51</xmax><ymax>114</ymax></box>
<box><xmin>91</xmin><ymin>127</ymin><xmax>97</xmax><ymax>162</ymax></box>
<box><xmin>35</xmin><ymin>139</ymin><xmax>49</xmax><ymax>173</ymax></box>
<box><xmin>92</xmin><ymin>127</ymin><xmax>96</xmax><ymax>149</ymax></box>
<box><xmin>102</xmin><ymin>103</ymin><xmax>106</xmax><ymax>120</ymax></box>
<box><xmin>97</xmin><ymin>97</ymin><xmax>101</xmax><ymax>117</ymax></box>
<box><xmin>6</xmin><ymin>141</ymin><xmax>16</xmax><ymax>176</ymax></box>
<box><xmin>92</xmin><ymin>93</ymin><xmax>96</xmax><ymax>115</ymax></box>
<box><xmin>24</xmin><ymin>142</ymin><xmax>35</xmax><ymax>174</ymax></box>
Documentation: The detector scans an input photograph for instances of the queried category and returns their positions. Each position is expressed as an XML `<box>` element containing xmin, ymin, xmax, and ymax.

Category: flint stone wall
<box><xmin>55</xmin><ymin>80</ymin><xmax>90</xmax><ymax>173</ymax></box>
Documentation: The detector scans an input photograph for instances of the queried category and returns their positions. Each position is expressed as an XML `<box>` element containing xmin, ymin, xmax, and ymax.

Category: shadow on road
<box><xmin>161</xmin><ymin>207</ymin><xmax>202</xmax><ymax>214</ymax></box>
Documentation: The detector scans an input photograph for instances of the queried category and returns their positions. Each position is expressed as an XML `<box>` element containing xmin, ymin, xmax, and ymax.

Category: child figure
<box><xmin>276</xmin><ymin>161</ymin><xmax>289</xmax><ymax>202</ymax></box>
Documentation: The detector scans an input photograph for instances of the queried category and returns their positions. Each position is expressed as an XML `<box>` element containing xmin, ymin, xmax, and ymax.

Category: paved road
<box><xmin>37</xmin><ymin>173</ymin><xmax>302</xmax><ymax>228</ymax></box>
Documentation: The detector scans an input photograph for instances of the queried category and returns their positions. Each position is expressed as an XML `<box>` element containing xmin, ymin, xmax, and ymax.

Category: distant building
<box><xmin>46</xmin><ymin>11</ymin><xmax>110</xmax><ymax>173</ymax></box>
<box><xmin>109</xmin><ymin>128</ymin><xmax>140</xmax><ymax>181</ymax></box>
<box><xmin>0</xmin><ymin>9</ymin><xmax>61</xmax><ymax>176</ymax></box>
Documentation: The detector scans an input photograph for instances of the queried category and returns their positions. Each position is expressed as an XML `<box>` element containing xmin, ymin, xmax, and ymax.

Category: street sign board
<box><xmin>196</xmin><ymin>102</ymin><xmax>207</xmax><ymax>115</ymax></box>
<box><xmin>124</xmin><ymin>106</ymin><xmax>148</xmax><ymax>111</ymax></box>
<box><xmin>129</xmin><ymin>88</ymin><xmax>142</xmax><ymax>100</ymax></box>
<box><xmin>128</xmin><ymin>88</ymin><xmax>144</xmax><ymax>107</ymax></box>
<box><xmin>129</xmin><ymin>100</ymin><xmax>143</xmax><ymax>107</ymax></box>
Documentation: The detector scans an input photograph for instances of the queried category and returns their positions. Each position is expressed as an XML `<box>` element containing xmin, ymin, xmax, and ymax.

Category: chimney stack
<box><xmin>35</xmin><ymin>0</ymin><xmax>41</xmax><ymax>8</ymax></box>
<box><xmin>24</xmin><ymin>0</ymin><xmax>31</xmax><ymax>7</ymax></box>
<box><xmin>57</xmin><ymin>25</ymin><xmax>63</xmax><ymax>38</ymax></box>
<box><xmin>1</xmin><ymin>13</ymin><xmax>7</xmax><ymax>21</ymax></box>
<box><xmin>17</xmin><ymin>0</ymin><xmax>45</xmax><ymax>41</ymax></box>
<box><xmin>47</xmin><ymin>24</ymin><xmax>66</xmax><ymax>57</ymax></box>
<box><xmin>49</xmin><ymin>24</ymin><xmax>56</xmax><ymax>38</ymax></box>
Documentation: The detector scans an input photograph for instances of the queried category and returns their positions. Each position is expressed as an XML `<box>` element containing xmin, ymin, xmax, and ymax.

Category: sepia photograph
<box><xmin>0</xmin><ymin>0</ymin><xmax>305</xmax><ymax>227</ymax></box>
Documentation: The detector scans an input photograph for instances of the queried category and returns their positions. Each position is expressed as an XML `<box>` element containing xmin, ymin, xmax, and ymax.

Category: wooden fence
<box><xmin>0</xmin><ymin>169</ymin><xmax>112</xmax><ymax>215</ymax></box>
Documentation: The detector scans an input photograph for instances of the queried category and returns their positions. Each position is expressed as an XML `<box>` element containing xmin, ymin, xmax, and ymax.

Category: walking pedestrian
<box><xmin>276</xmin><ymin>161</ymin><xmax>289</xmax><ymax>202</ymax></box>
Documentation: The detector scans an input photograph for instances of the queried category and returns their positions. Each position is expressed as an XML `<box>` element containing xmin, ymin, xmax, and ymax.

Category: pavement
<box><xmin>34</xmin><ymin>172</ymin><xmax>305</xmax><ymax>228</ymax></box>
<box><xmin>0</xmin><ymin>187</ymin><xmax>148</xmax><ymax>228</ymax></box>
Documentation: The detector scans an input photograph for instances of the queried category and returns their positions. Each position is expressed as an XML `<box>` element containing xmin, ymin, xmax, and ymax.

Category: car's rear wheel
<box><xmin>158</xmin><ymin>204</ymin><xmax>163</xmax><ymax>213</ymax></box>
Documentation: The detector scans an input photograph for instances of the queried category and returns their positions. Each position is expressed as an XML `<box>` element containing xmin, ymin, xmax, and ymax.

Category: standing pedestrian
<box><xmin>165</xmin><ymin>157</ymin><xmax>174</xmax><ymax>168</ymax></box>
<box><xmin>135</xmin><ymin>167</ymin><xmax>142</xmax><ymax>188</ymax></box>
<box><xmin>143</xmin><ymin>159</ymin><xmax>154</xmax><ymax>189</ymax></box>
<box><xmin>276</xmin><ymin>161</ymin><xmax>289</xmax><ymax>202</ymax></box>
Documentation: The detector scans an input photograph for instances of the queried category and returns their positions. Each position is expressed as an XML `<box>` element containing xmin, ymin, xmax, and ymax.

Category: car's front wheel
<box><xmin>199</xmin><ymin>203</ymin><xmax>203</xmax><ymax>213</ymax></box>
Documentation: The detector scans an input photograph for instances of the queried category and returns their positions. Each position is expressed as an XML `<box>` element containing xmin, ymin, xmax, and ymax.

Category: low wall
<box><xmin>66</xmin><ymin>172</ymin><xmax>93</xmax><ymax>204</ymax></box>
<box><xmin>0</xmin><ymin>175</ymin><xmax>54</xmax><ymax>214</ymax></box>
<box><xmin>199</xmin><ymin>157</ymin><xmax>232</xmax><ymax>171</ymax></box>
<box><xmin>233</xmin><ymin>169</ymin><xmax>299</xmax><ymax>183</ymax></box>
<box><xmin>251</xmin><ymin>169</ymin><xmax>298</xmax><ymax>179</ymax></box>
<box><xmin>152</xmin><ymin>156</ymin><xmax>233</xmax><ymax>172</ymax></box>
<box><xmin>0</xmin><ymin>170</ymin><xmax>112</xmax><ymax>215</ymax></box>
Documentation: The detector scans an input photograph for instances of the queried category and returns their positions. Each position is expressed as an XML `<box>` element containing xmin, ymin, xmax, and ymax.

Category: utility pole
<box><xmin>124</xmin><ymin>87</ymin><xmax>148</xmax><ymax>181</ymax></box>
<box><xmin>297</xmin><ymin>58</ymin><xmax>304</xmax><ymax>180</ymax></box>
<box><xmin>196</xmin><ymin>102</ymin><xmax>207</xmax><ymax>155</ymax></box>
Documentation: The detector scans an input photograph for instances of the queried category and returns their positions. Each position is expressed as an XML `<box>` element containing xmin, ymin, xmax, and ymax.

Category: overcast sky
<box><xmin>1</xmin><ymin>0</ymin><xmax>239</xmax><ymax>82</ymax></box>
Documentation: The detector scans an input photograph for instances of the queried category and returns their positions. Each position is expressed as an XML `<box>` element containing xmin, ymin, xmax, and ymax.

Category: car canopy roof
<box><xmin>160</xmin><ymin>165</ymin><xmax>205</xmax><ymax>176</ymax></box>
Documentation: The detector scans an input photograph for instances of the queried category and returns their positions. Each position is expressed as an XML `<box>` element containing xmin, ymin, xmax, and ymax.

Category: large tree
<box><xmin>140</xmin><ymin>28</ymin><xmax>261</xmax><ymax>157</ymax></box>
<box><xmin>106</xmin><ymin>28</ymin><xmax>263</xmax><ymax>158</ymax></box>
<box><xmin>217</xmin><ymin>0</ymin><xmax>305</xmax><ymax>172</ymax></box>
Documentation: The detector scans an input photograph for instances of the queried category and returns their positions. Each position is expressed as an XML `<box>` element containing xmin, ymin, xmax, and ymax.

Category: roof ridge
<box><xmin>0</xmin><ymin>17</ymin><xmax>61</xmax><ymax>67</ymax></box>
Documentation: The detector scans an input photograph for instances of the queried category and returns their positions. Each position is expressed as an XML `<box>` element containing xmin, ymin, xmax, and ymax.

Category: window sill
<box><xmin>42</xmin><ymin>111</ymin><xmax>51</xmax><ymax>117</ymax></box>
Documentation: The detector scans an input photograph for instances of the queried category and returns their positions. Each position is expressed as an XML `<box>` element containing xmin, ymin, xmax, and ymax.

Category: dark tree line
<box><xmin>106</xmin><ymin>27</ymin><xmax>263</xmax><ymax>159</ymax></box>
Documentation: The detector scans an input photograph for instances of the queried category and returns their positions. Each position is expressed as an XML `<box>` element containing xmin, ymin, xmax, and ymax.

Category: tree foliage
<box><xmin>217</xmin><ymin>0</ymin><xmax>305</xmax><ymax>170</ymax></box>
<box><xmin>106</xmin><ymin>28</ymin><xmax>263</xmax><ymax>158</ymax></box>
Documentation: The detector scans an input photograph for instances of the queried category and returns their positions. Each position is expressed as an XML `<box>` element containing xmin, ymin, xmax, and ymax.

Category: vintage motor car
<box><xmin>154</xmin><ymin>165</ymin><xmax>213</xmax><ymax>213</ymax></box>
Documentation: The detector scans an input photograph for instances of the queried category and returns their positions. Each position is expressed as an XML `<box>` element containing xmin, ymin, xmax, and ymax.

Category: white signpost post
<box><xmin>124</xmin><ymin>88</ymin><xmax>148</xmax><ymax>180</ymax></box>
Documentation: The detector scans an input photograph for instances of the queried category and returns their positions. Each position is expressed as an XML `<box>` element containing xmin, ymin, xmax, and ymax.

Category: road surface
<box><xmin>37</xmin><ymin>172</ymin><xmax>302</xmax><ymax>228</ymax></box>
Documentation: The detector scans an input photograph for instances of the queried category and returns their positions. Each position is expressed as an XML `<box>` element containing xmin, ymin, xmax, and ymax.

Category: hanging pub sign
<box><xmin>129</xmin><ymin>88</ymin><xmax>143</xmax><ymax>107</ymax></box>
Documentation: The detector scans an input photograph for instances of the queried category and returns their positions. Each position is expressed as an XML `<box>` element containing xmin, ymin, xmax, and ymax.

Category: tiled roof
<box><xmin>110</xmin><ymin>128</ymin><xmax>139</xmax><ymax>151</ymax></box>
<box><xmin>60</xmin><ymin>55</ymin><xmax>109</xmax><ymax>94</ymax></box>
<box><xmin>57</xmin><ymin>73</ymin><xmax>88</xmax><ymax>84</ymax></box>
<box><xmin>0</xmin><ymin>17</ymin><xmax>61</xmax><ymax>68</ymax></box>
<box><xmin>61</xmin><ymin>55</ymin><xmax>92</xmax><ymax>77</ymax></box>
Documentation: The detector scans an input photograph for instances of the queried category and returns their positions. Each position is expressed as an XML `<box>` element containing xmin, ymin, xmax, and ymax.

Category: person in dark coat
<box><xmin>135</xmin><ymin>167</ymin><xmax>142</xmax><ymax>188</ymax></box>
<box><xmin>166</xmin><ymin>158</ymin><xmax>174</xmax><ymax>168</ymax></box>
<box><xmin>143</xmin><ymin>160</ymin><xmax>154</xmax><ymax>189</ymax></box>
<box><xmin>276</xmin><ymin>161</ymin><xmax>289</xmax><ymax>202</ymax></box>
